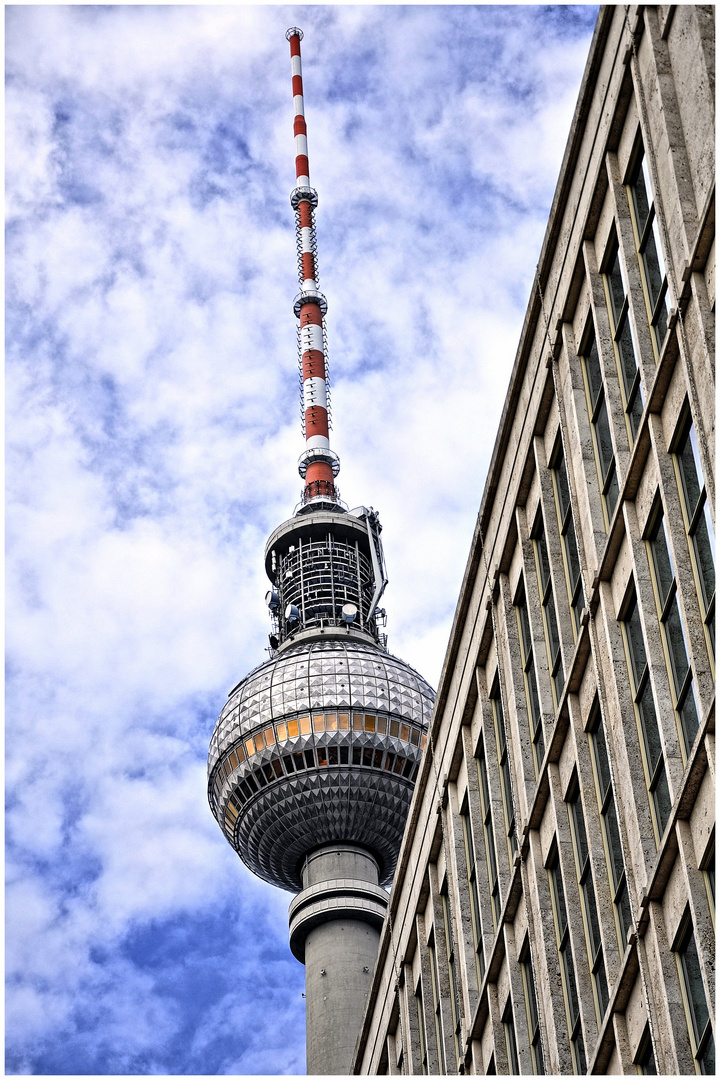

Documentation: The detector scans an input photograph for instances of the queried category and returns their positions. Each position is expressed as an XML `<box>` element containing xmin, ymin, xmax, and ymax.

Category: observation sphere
<box><xmin>208</xmin><ymin>637</ymin><xmax>434</xmax><ymax>891</ymax></box>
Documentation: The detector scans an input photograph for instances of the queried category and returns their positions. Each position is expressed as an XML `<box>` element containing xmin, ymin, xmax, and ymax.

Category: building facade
<box><xmin>354</xmin><ymin>6</ymin><xmax>714</xmax><ymax>1075</ymax></box>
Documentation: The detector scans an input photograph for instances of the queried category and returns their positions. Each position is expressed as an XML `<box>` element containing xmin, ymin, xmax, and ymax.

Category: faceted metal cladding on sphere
<box><xmin>208</xmin><ymin>637</ymin><xmax>434</xmax><ymax>891</ymax></box>
<box><xmin>207</xmin><ymin>27</ymin><xmax>435</xmax><ymax>1075</ymax></box>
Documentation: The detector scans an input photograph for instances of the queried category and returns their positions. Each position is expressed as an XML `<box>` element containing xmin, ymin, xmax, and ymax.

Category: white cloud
<box><xmin>6</xmin><ymin>5</ymin><xmax>597</xmax><ymax>1073</ymax></box>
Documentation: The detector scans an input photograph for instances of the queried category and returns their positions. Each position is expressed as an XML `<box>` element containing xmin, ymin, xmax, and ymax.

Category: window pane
<box><xmin>642</xmin><ymin>225</ymin><xmax>665</xmax><ymax>313</ymax></box>
<box><xmin>678</xmin><ymin>429</ymin><xmax>703</xmax><ymax>514</ymax></box>
<box><xmin>617</xmin><ymin>316</ymin><xmax>639</xmax><ymax>398</ymax></box>
<box><xmin>504</xmin><ymin>1008</ymin><xmax>519</xmax><ymax>1075</ymax></box>
<box><xmin>570</xmin><ymin>796</ymin><xmax>589</xmax><ymax>865</ymax></box>
<box><xmin>604</xmin><ymin>800</ymin><xmax>625</xmax><ymax>892</ymax></box>
<box><xmin>518</xmin><ymin>597</ymin><xmax>533</xmax><ymax>658</ymax></box>
<box><xmin>681</xmin><ymin>927</ymin><xmax>710</xmax><ymax>1043</ymax></box>
<box><xmin>631</xmin><ymin>161</ymin><xmax>651</xmax><ymax>235</ymax></box>
<box><xmin>596</xmin><ymin>954</ymin><xmax>609</xmax><ymax>1018</ymax></box>
<box><xmin>545</xmin><ymin>588</ymin><xmax>561</xmax><ymax>661</ymax></box>
<box><xmin>605</xmin><ymin>465</ymin><xmax>619</xmax><ymax>519</ymax></box>
<box><xmin>574</xmin><ymin>1027</ymin><xmax>587</xmax><ymax>1074</ymax></box>
<box><xmin>592</xmin><ymin>721</ymin><xmax>612</xmax><ymax>801</ymax></box>
<box><xmin>618</xmin><ymin>880</ymin><xmax>632</xmax><ymax>945</ymax></box>
<box><xmin>665</xmin><ymin>599</ymin><xmax>691</xmax><ymax>690</ymax></box>
<box><xmin>625</xmin><ymin>597</ymin><xmax>648</xmax><ymax>684</ymax></box>
<box><xmin>654</xmin><ymin>290</ymin><xmax>668</xmax><ymax>344</ymax></box>
<box><xmin>628</xmin><ymin>377</ymin><xmax>645</xmax><ymax>439</ymax></box>
<box><xmin>478</xmin><ymin>747</ymin><xmax>490</xmax><ymax>808</ymax></box>
<box><xmin>653</xmin><ymin>764</ymin><xmax>672</xmax><ymax>835</ymax></box>
<box><xmin>493</xmin><ymin>689</ymin><xmax>507</xmax><ymax>755</ymax></box>
<box><xmin>649</xmin><ymin>518</ymin><xmax>675</xmax><ymax>608</ymax></box>
<box><xmin>554</xmin><ymin>655</ymin><xmax>565</xmax><ymax>700</ymax></box>
<box><xmin>565</xmin><ymin>524</ymin><xmax>582</xmax><ymax>593</ymax></box>
<box><xmin>638</xmin><ymin>679</ymin><xmax>663</xmax><ymax>775</ymax></box>
<box><xmin>487</xmin><ymin>829</ymin><xmax>498</xmax><ymax>885</ymax></box>
<box><xmin>534</xmin><ymin>715</ymin><xmax>545</xmax><ymax>765</ymax></box>
<box><xmin>694</xmin><ymin>508</ymin><xmax>716</xmax><ymax>608</ymax></box>
<box><xmin>524</xmin><ymin>954</ymin><xmax>539</xmax><ymax>1032</ymax></box>
<box><xmin>552</xmin><ymin>864</ymin><xmax>568</xmax><ymax>938</ymax></box>
<box><xmin>700</xmin><ymin>1038</ymin><xmax>715</xmax><ymax>1075</ymax></box>
<box><xmin>502</xmin><ymin>761</ymin><xmax>517</xmax><ymax>850</ymax></box>
<box><xmin>584</xmin><ymin>873</ymin><xmax>602</xmax><ymax>959</ymax></box>
<box><xmin>585</xmin><ymin>332</ymin><xmax>604</xmax><ymax>408</ymax></box>
<box><xmin>526</xmin><ymin>659</ymin><xmax>543</xmax><ymax>739</ymax></box>
<box><xmin>555</xmin><ymin>454</ymin><xmax>572</xmax><ymax>522</ymax></box>
<box><xmin>595</xmin><ymin>397</ymin><xmax>615</xmax><ymax>482</ymax></box>
<box><xmin>608</xmin><ymin>251</ymin><xmax>627</xmax><ymax>324</ymax></box>
<box><xmin>536</xmin><ymin>530</ymin><xmax>551</xmax><ymax>593</ymax></box>
<box><xmin>563</xmin><ymin>940</ymin><xmax>580</xmax><ymax>1024</ymax></box>
<box><xmin>639</xmin><ymin>1036</ymin><xmax>657</xmax><ymax>1075</ymax></box>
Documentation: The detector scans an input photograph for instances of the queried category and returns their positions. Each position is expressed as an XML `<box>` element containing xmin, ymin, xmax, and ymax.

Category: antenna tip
<box><xmin>285</xmin><ymin>27</ymin><xmax>303</xmax><ymax>41</ymax></box>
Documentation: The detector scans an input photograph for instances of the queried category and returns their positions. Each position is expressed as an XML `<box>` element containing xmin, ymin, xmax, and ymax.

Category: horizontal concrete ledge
<box><xmin>289</xmin><ymin>878</ymin><xmax>388</xmax><ymax>962</ymax></box>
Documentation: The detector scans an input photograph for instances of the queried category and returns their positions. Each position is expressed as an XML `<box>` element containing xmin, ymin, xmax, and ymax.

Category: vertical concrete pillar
<box><xmin>288</xmin><ymin>844</ymin><xmax>388</xmax><ymax>1075</ymax></box>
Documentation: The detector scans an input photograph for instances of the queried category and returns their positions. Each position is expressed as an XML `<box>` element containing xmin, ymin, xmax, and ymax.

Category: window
<box><xmin>416</xmin><ymin>980</ymin><xmax>428</xmax><ymax>1076</ymax></box>
<box><xmin>477</xmin><ymin>737</ymin><xmax>501</xmax><ymax>929</ymax></box>
<box><xmin>621</xmin><ymin>587</ymin><xmax>672</xmax><ymax>841</ymax></box>
<box><xmin>548</xmin><ymin>846</ymin><xmax>586</xmax><ymax>1074</ymax></box>
<box><xmin>673</xmin><ymin>410</ymin><xmax>715</xmax><ymax>659</ymax></box>
<box><xmin>627</xmin><ymin>144</ymin><xmax>671</xmax><ymax>355</ymax></box>
<box><xmin>635</xmin><ymin>1024</ymin><xmax>657</xmax><ymax>1075</ymax></box>
<box><xmin>516</xmin><ymin>581</ymin><xmax>545</xmax><ymax>775</ymax></box>
<box><xmin>675</xmin><ymin>912</ymin><xmax>715</xmax><ymax>1074</ymax></box>
<box><xmin>550</xmin><ymin>439</ymin><xmax>586</xmax><ymax>637</ymax></box>
<box><xmin>580</xmin><ymin>319</ymin><xmax>620</xmax><ymax>524</ymax></box>
<box><xmin>533</xmin><ymin>513</ymin><xmax>565</xmax><ymax>708</ymax></box>
<box><xmin>701</xmin><ymin>832</ymin><xmax>714</xmax><ymax>919</ymax></box>
<box><xmin>461</xmin><ymin>803</ymin><xmax>486</xmax><ymax>987</ymax></box>
<box><xmin>603</xmin><ymin>237</ymin><xmax>644</xmax><ymax>442</ymax></box>
<box><xmin>490</xmin><ymin>677</ymin><xmax>518</xmax><ymax>864</ymax></box>
<box><xmin>520</xmin><ymin>939</ymin><xmax>545</xmax><ymax>1075</ymax></box>
<box><xmin>428</xmin><ymin>935</ymin><xmax>446</xmax><ymax>1074</ymax></box>
<box><xmin>567</xmin><ymin>777</ymin><xmax>609</xmax><ymax>1022</ymax></box>
<box><xmin>646</xmin><ymin>503</ymin><xmax>700</xmax><ymax>756</ymax></box>
<box><xmin>502</xmin><ymin>999</ymin><xmax>519</xmax><ymax>1076</ymax></box>
<box><xmin>587</xmin><ymin>701</ymin><xmax>633</xmax><ymax>951</ymax></box>
<box><xmin>442</xmin><ymin>888</ymin><xmax>462</xmax><ymax>1066</ymax></box>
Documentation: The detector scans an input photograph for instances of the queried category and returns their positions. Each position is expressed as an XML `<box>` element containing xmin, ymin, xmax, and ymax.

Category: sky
<box><xmin>6</xmin><ymin>5</ymin><xmax>598</xmax><ymax>1074</ymax></box>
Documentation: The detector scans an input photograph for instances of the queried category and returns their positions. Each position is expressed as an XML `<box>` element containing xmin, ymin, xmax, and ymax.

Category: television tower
<box><xmin>207</xmin><ymin>28</ymin><xmax>434</xmax><ymax>1075</ymax></box>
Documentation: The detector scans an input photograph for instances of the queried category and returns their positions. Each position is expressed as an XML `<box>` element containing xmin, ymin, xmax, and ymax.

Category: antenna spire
<box><xmin>286</xmin><ymin>27</ymin><xmax>340</xmax><ymax>509</ymax></box>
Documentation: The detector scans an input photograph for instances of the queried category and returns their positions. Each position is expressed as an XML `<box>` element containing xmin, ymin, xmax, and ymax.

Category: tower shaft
<box><xmin>289</xmin><ymin>845</ymin><xmax>387</xmax><ymax>1074</ymax></box>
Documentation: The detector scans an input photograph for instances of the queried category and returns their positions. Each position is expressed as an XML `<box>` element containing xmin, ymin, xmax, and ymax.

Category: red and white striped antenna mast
<box><xmin>286</xmin><ymin>26</ymin><xmax>341</xmax><ymax>509</ymax></box>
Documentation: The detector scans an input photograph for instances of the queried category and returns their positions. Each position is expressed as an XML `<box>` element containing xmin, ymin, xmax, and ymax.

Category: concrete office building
<box><xmin>354</xmin><ymin>6</ymin><xmax>714</xmax><ymax>1075</ymax></box>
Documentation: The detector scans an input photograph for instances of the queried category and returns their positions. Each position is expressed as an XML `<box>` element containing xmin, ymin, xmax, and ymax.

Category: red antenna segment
<box><xmin>286</xmin><ymin>27</ymin><xmax>340</xmax><ymax>507</ymax></box>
